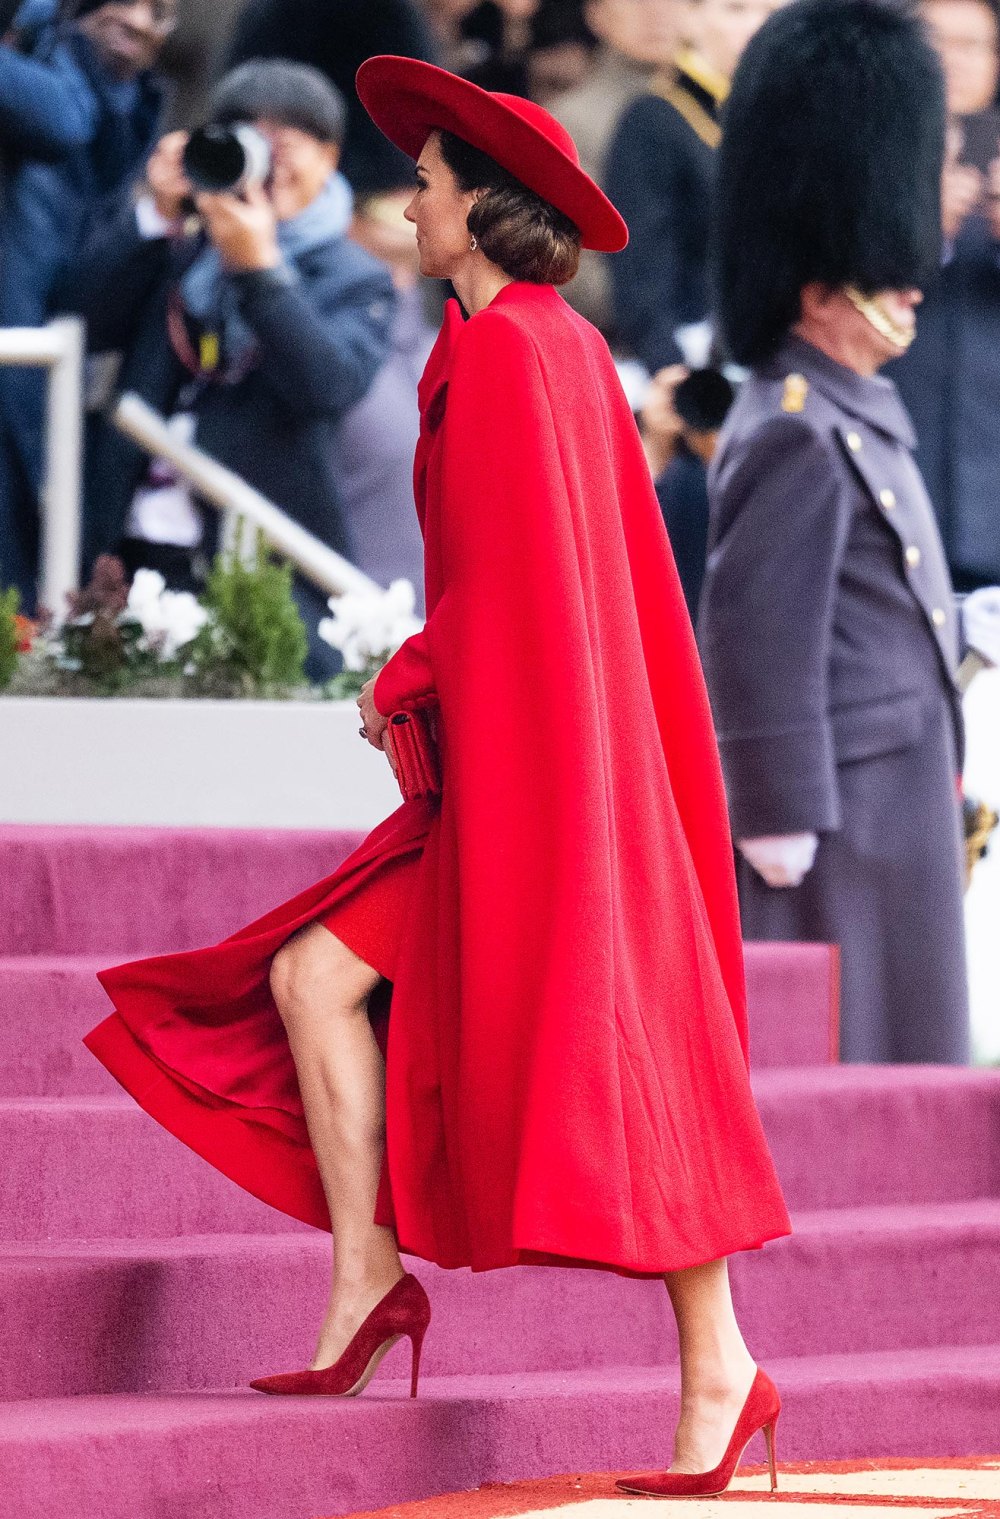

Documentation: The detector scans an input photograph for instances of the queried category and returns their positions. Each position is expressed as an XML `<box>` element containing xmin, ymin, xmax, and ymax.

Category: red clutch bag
<box><xmin>388</xmin><ymin>710</ymin><xmax>442</xmax><ymax>802</ymax></box>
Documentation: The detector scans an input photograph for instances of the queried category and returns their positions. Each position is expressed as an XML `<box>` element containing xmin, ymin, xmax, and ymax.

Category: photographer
<box><xmin>60</xmin><ymin>60</ymin><xmax>397</xmax><ymax>672</ymax></box>
<box><xmin>0</xmin><ymin>0</ymin><xmax>170</xmax><ymax>607</ymax></box>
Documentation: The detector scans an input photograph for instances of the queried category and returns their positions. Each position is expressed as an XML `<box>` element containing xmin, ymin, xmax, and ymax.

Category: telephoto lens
<box><xmin>182</xmin><ymin>123</ymin><xmax>272</xmax><ymax>194</ymax></box>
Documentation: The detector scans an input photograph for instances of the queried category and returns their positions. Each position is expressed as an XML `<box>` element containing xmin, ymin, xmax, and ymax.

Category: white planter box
<box><xmin>0</xmin><ymin>697</ymin><xmax>400</xmax><ymax>830</ymax></box>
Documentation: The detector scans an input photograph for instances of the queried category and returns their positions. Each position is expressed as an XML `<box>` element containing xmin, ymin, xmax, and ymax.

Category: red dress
<box><xmin>86</xmin><ymin>284</ymin><xmax>791</xmax><ymax>1274</ymax></box>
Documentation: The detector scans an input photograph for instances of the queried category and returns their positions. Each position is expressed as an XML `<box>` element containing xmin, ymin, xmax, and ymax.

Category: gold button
<box><xmin>905</xmin><ymin>545</ymin><xmax>922</xmax><ymax>568</ymax></box>
<box><xmin>846</xmin><ymin>431</ymin><xmax>863</xmax><ymax>452</ymax></box>
<box><xmin>932</xmin><ymin>607</ymin><xmax>947</xmax><ymax>628</ymax></box>
<box><xmin>880</xmin><ymin>489</ymin><xmax>896</xmax><ymax>509</ymax></box>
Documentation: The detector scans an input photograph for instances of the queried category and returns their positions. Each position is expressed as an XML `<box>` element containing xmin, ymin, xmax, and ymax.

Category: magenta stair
<box><xmin>0</xmin><ymin>944</ymin><xmax>836</xmax><ymax>1096</ymax></box>
<box><xmin>2</xmin><ymin>1348</ymin><xmax>999</xmax><ymax>1519</ymax></box>
<box><xmin>1</xmin><ymin>824</ymin><xmax>998</xmax><ymax>1519</ymax></box>
<box><xmin>4</xmin><ymin>1067</ymin><xmax>998</xmax><ymax>1240</ymax></box>
<box><xmin>4</xmin><ymin>1200</ymin><xmax>1000</xmax><ymax>1400</ymax></box>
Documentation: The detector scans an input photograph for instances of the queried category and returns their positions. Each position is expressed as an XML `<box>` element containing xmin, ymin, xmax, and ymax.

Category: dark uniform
<box><xmin>604</xmin><ymin>48</ymin><xmax>725</xmax><ymax>371</ymax></box>
<box><xmin>703</xmin><ymin>0</ymin><xmax>969</xmax><ymax>1062</ymax></box>
<box><xmin>702</xmin><ymin>337</ymin><xmax>968</xmax><ymax>1062</ymax></box>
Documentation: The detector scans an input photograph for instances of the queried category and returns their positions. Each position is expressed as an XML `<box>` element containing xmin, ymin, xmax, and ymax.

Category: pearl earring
<box><xmin>469</xmin><ymin>235</ymin><xmax>478</xmax><ymax>251</ymax></box>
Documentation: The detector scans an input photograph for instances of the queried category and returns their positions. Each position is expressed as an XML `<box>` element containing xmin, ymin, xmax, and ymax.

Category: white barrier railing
<box><xmin>0</xmin><ymin>318</ymin><xmax>84</xmax><ymax>615</ymax></box>
<box><xmin>112</xmin><ymin>393</ymin><xmax>381</xmax><ymax>599</ymax></box>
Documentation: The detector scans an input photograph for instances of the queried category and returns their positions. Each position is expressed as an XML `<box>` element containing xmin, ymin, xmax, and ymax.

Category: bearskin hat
<box><xmin>713</xmin><ymin>0</ymin><xmax>945</xmax><ymax>366</ymax></box>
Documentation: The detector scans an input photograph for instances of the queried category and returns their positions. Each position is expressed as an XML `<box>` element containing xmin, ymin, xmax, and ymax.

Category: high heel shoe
<box><xmin>616</xmin><ymin>1366</ymin><xmax>781</xmax><ymax>1499</ymax></box>
<box><xmin>249</xmin><ymin>1273</ymin><xmax>431</xmax><ymax>1397</ymax></box>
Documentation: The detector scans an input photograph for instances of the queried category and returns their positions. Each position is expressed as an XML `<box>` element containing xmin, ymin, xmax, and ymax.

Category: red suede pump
<box><xmin>249</xmin><ymin>1273</ymin><xmax>431</xmax><ymax>1398</ymax></box>
<box><xmin>616</xmin><ymin>1367</ymin><xmax>781</xmax><ymax>1498</ymax></box>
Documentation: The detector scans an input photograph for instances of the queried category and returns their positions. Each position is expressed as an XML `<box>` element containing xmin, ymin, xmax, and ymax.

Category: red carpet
<box><xmin>340</xmin><ymin>1459</ymin><xmax>1000</xmax><ymax>1518</ymax></box>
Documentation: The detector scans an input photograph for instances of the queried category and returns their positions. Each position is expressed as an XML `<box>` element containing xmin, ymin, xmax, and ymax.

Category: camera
<box><xmin>182</xmin><ymin>123</ymin><xmax>272</xmax><ymax>195</ymax></box>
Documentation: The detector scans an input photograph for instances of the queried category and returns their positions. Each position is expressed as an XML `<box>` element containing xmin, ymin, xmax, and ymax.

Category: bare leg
<box><xmin>663</xmin><ymin>1258</ymin><xmax>758</xmax><ymax>1473</ymax></box>
<box><xmin>270</xmin><ymin>923</ymin><xmax>404</xmax><ymax>1370</ymax></box>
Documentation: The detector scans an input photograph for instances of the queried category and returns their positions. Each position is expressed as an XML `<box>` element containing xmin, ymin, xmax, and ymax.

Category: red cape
<box><xmin>87</xmin><ymin>284</ymin><xmax>790</xmax><ymax>1274</ymax></box>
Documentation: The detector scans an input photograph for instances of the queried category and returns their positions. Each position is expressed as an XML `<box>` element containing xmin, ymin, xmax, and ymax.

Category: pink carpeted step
<box><xmin>1</xmin><ymin>1346</ymin><xmax>998</xmax><ymax>1519</ymax></box>
<box><xmin>0</xmin><ymin>828</ymin><xmax>836</xmax><ymax>1085</ymax></box>
<box><xmin>3</xmin><ymin>1067</ymin><xmax>998</xmax><ymax>1240</ymax></box>
<box><xmin>0</xmin><ymin>1097</ymin><xmax>312</xmax><ymax>1239</ymax></box>
<box><xmin>2</xmin><ymin>1201</ymin><xmax>1000</xmax><ymax>1399</ymax></box>
<box><xmin>0</xmin><ymin>946</ymin><xmax>824</xmax><ymax>1101</ymax></box>
<box><xmin>0</xmin><ymin>825</ymin><xmax>363</xmax><ymax>957</ymax></box>
<box><xmin>751</xmin><ymin>1065</ymin><xmax>1000</xmax><ymax>1212</ymax></box>
<box><xmin>744</xmin><ymin>942</ymin><xmax>838</xmax><ymax>1068</ymax></box>
<box><xmin>0</xmin><ymin>943</ymin><xmax>836</xmax><ymax>1102</ymax></box>
<box><xmin>0</xmin><ymin>957</ymin><xmax>116</xmax><ymax>1097</ymax></box>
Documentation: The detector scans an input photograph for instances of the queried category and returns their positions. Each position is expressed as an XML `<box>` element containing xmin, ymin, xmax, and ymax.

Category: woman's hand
<box><xmin>357</xmin><ymin>676</ymin><xmax>389</xmax><ymax>749</ymax></box>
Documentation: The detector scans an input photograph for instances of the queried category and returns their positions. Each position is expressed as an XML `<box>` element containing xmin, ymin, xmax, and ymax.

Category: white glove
<box><xmin>738</xmin><ymin>832</ymin><xmax>819</xmax><ymax>888</ymax></box>
<box><xmin>963</xmin><ymin>586</ymin><xmax>1000</xmax><ymax>667</ymax></box>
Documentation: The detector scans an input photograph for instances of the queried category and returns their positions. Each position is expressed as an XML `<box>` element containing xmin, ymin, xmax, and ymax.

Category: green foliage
<box><xmin>324</xmin><ymin>658</ymin><xmax>381</xmax><ymax>701</ymax></box>
<box><xmin>0</xmin><ymin>588</ymin><xmax>20</xmax><ymax>690</ymax></box>
<box><xmin>193</xmin><ymin>539</ymin><xmax>308</xmax><ymax>695</ymax></box>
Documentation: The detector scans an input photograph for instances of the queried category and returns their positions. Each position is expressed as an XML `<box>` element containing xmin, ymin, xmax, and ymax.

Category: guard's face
<box><xmin>404</xmin><ymin>133</ymin><xmax>481</xmax><ymax>281</ymax></box>
<box><xmin>855</xmin><ymin>289</ymin><xmax>923</xmax><ymax>354</ymax></box>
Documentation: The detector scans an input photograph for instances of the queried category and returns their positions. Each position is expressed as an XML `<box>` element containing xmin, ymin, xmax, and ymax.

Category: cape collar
<box><xmin>768</xmin><ymin>334</ymin><xmax>917</xmax><ymax>448</ymax></box>
<box><xmin>417</xmin><ymin>284</ymin><xmax>562</xmax><ymax>427</ymax></box>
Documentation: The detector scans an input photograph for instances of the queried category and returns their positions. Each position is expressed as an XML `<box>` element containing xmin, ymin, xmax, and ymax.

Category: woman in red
<box><xmin>85</xmin><ymin>57</ymin><xmax>791</xmax><ymax>1496</ymax></box>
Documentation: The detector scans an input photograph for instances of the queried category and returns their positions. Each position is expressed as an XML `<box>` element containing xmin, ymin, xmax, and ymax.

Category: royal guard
<box><xmin>701</xmin><ymin>0</ymin><xmax>1000</xmax><ymax>1063</ymax></box>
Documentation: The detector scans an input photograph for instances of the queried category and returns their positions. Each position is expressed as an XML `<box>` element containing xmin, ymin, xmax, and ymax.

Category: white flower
<box><xmin>126</xmin><ymin>569</ymin><xmax>167</xmax><ymax>620</ymax></box>
<box><xmin>125</xmin><ymin>571</ymin><xmax>209</xmax><ymax>660</ymax></box>
<box><xmin>318</xmin><ymin>579</ymin><xmax>422</xmax><ymax>670</ymax></box>
<box><xmin>157</xmin><ymin>591</ymin><xmax>210</xmax><ymax>658</ymax></box>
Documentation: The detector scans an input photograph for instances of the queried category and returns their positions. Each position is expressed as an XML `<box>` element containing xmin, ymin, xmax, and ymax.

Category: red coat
<box><xmin>87</xmin><ymin>283</ymin><xmax>790</xmax><ymax>1274</ymax></box>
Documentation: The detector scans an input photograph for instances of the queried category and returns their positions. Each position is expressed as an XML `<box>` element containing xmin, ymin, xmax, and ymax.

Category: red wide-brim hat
<box><xmin>356</xmin><ymin>55</ymin><xmax>628</xmax><ymax>254</ymax></box>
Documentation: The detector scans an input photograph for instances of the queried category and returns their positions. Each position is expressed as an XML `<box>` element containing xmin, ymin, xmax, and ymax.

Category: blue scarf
<box><xmin>179</xmin><ymin>171</ymin><xmax>354</xmax><ymax>372</ymax></box>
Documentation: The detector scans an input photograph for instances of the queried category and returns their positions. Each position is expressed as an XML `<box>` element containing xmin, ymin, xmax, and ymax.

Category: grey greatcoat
<box><xmin>700</xmin><ymin>335</ymin><xmax>969</xmax><ymax>1063</ymax></box>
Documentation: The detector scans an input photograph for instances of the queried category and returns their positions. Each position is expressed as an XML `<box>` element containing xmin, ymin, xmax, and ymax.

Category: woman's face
<box><xmin>403</xmin><ymin>132</ymin><xmax>480</xmax><ymax>280</ymax></box>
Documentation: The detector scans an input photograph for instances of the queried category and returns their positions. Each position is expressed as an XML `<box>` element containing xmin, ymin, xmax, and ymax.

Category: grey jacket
<box><xmin>700</xmin><ymin>334</ymin><xmax>969</xmax><ymax>1064</ymax></box>
<box><xmin>702</xmin><ymin>334</ymin><xmax>963</xmax><ymax>840</ymax></box>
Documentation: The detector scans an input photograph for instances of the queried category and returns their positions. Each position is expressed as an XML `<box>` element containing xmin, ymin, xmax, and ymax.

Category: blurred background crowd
<box><xmin>2</xmin><ymin>0</ymin><xmax>999</xmax><ymax>654</ymax></box>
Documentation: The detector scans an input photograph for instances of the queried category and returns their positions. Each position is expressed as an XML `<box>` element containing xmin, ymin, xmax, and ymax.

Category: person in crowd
<box><xmin>605</xmin><ymin>0</ymin><xmax>773</xmax><ymax>372</ymax></box>
<box><xmin>421</xmin><ymin>0</ymin><xmax>487</xmax><ymax>75</ymax></box>
<box><xmin>646</xmin><ymin>365</ymin><xmax>732</xmax><ymax>621</ymax></box>
<box><xmin>59</xmin><ymin>61</ymin><xmax>396</xmax><ymax>673</ymax></box>
<box><xmin>550</xmin><ymin>0</ymin><xmax>679</xmax><ymax>333</ymax></box>
<box><xmin>335</xmin><ymin>194</ymin><xmax>432</xmax><ymax>606</ymax></box>
<box><xmin>154</xmin><ymin>0</ymin><xmax>245</xmax><ymax>130</ymax></box>
<box><xmin>458</xmin><ymin>0</ymin><xmax>540</xmax><ymax>90</ymax></box>
<box><xmin>85</xmin><ymin>55</ymin><xmax>791</xmax><ymax>1498</ymax></box>
<box><xmin>888</xmin><ymin>0</ymin><xmax>1000</xmax><ymax>591</ymax></box>
<box><xmin>226</xmin><ymin>0</ymin><xmax>438</xmax><ymax>200</ymax></box>
<box><xmin>0</xmin><ymin>0</ymin><xmax>171</xmax><ymax>607</ymax></box>
<box><xmin>701</xmin><ymin>0</ymin><xmax>1000</xmax><ymax>1064</ymax></box>
<box><xmin>522</xmin><ymin>0</ymin><xmax>596</xmax><ymax>104</ymax></box>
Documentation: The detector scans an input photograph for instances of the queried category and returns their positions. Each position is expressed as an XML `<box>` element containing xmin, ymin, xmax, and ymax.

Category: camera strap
<box><xmin>166</xmin><ymin>285</ymin><xmax>258</xmax><ymax>386</ymax></box>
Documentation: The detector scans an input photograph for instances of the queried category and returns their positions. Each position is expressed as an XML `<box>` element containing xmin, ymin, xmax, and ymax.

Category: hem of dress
<box><xmin>84</xmin><ymin>1010</ymin><xmax>792</xmax><ymax>1277</ymax></box>
<box><xmin>84</xmin><ymin>1012</ymin><xmax>331</xmax><ymax>1233</ymax></box>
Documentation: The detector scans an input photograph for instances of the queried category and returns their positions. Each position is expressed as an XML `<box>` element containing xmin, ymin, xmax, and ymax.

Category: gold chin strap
<box><xmin>843</xmin><ymin>286</ymin><xmax>916</xmax><ymax>351</ymax></box>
